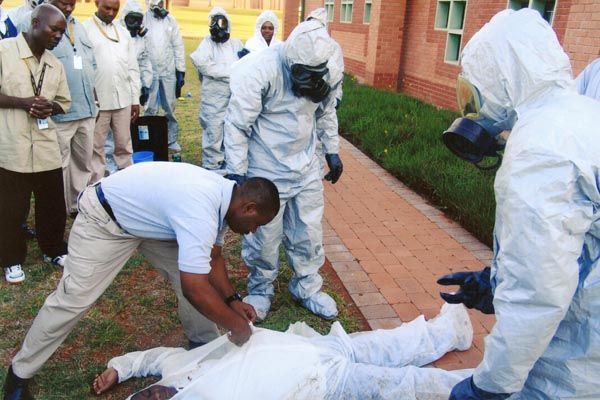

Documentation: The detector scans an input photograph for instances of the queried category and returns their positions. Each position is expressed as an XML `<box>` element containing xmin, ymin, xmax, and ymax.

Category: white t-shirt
<box><xmin>101</xmin><ymin>162</ymin><xmax>235</xmax><ymax>274</ymax></box>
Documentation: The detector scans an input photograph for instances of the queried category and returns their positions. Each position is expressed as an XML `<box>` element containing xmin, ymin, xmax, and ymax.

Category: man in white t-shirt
<box><xmin>3</xmin><ymin>162</ymin><xmax>280</xmax><ymax>399</ymax></box>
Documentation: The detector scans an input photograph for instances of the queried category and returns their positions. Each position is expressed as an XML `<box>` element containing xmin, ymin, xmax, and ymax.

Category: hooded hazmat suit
<box><xmin>144</xmin><ymin>0</ymin><xmax>185</xmax><ymax>150</ymax></box>
<box><xmin>223</xmin><ymin>20</ymin><xmax>341</xmax><ymax>320</ymax></box>
<box><xmin>107</xmin><ymin>304</ymin><xmax>473</xmax><ymax>400</ymax></box>
<box><xmin>120</xmin><ymin>0</ymin><xmax>153</xmax><ymax>91</ymax></box>
<box><xmin>576</xmin><ymin>57</ymin><xmax>600</xmax><ymax>100</ymax></box>
<box><xmin>244</xmin><ymin>10</ymin><xmax>281</xmax><ymax>53</ymax></box>
<box><xmin>451</xmin><ymin>9</ymin><xmax>600</xmax><ymax>399</ymax></box>
<box><xmin>190</xmin><ymin>7</ymin><xmax>243</xmax><ymax>171</ymax></box>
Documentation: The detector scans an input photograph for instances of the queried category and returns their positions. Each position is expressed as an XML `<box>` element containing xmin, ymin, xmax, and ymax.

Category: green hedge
<box><xmin>337</xmin><ymin>75</ymin><xmax>496</xmax><ymax>246</ymax></box>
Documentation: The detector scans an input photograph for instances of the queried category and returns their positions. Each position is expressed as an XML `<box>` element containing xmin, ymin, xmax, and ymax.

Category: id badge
<box><xmin>73</xmin><ymin>55</ymin><xmax>83</xmax><ymax>70</ymax></box>
<box><xmin>37</xmin><ymin>118</ymin><xmax>49</xmax><ymax>130</ymax></box>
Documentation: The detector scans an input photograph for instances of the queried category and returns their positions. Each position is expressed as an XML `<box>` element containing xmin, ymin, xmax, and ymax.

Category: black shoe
<box><xmin>188</xmin><ymin>340</ymin><xmax>206</xmax><ymax>350</ymax></box>
<box><xmin>3</xmin><ymin>365</ymin><xmax>33</xmax><ymax>400</ymax></box>
<box><xmin>20</xmin><ymin>225</ymin><xmax>36</xmax><ymax>240</ymax></box>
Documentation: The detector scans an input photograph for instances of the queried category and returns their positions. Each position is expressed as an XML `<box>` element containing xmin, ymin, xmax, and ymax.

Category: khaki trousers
<box><xmin>90</xmin><ymin>107</ymin><xmax>133</xmax><ymax>183</ymax></box>
<box><xmin>11</xmin><ymin>186</ymin><xmax>219</xmax><ymax>378</ymax></box>
<box><xmin>56</xmin><ymin>117</ymin><xmax>95</xmax><ymax>214</ymax></box>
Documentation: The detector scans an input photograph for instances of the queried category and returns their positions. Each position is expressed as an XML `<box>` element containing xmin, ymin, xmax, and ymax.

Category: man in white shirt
<box><xmin>92</xmin><ymin>304</ymin><xmax>473</xmax><ymax>400</ymax></box>
<box><xmin>83</xmin><ymin>0</ymin><xmax>140</xmax><ymax>183</ymax></box>
<box><xmin>3</xmin><ymin>162</ymin><xmax>280</xmax><ymax>399</ymax></box>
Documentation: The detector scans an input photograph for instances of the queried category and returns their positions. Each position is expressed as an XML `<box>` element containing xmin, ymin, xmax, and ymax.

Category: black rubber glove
<box><xmin>139</xmin><ymin>87</ymin><xmax>150</xmax><ymax>106</ymax></box>
<box><xmin>437</xmin><ymin>267</ymin><xmax>494</xmax><ymax>314</ymax></box>
<box><xmin>324</xmin><ymin>153</ymin><xmax>343</xmax><ymax>184</ymax></box>
<box><xmin>237</xmin><ymin>48</ymin><xmax>250</xmax><ymax>58</ymax></box>
<box><xmin>175</xmin><ymin>70</ymin><xmax>185</xmax><ymax>98</ymax></box>
<box><xmin>449</xmin><ymin>376</ymin><xmax>510</xmax><ymax>400</ymax></box>
<box><xmin>224</xmin><ymin>174</ymin><xmax>246</xmax><ymax>186</ymax></box>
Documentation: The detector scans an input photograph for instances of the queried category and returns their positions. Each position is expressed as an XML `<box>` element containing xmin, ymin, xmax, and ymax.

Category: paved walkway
<box><xmin>323</xmin><ymin>138</ymin><xmax>496</xmax><ymax>369</ymax></box>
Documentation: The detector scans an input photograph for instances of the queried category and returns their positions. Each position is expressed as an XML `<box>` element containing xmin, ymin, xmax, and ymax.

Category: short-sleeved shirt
<box><xmin>101</xmin><ymin>162</ymin><xmax>235</xmax><ymax>274</ymax></box>
<box><xmin>0</xmin><ymin>33</ymin><xmax>71</xmax><ymax>173</ymax></box>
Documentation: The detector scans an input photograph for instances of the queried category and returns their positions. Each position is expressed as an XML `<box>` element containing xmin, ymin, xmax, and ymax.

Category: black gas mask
<box><xmin>124</xmin><ymin>12</ymin><xmax>147</xmax><ymax>37</ymax></box>
<box><xmin>209</xmin><ymin>15</ymin><xmax>230</xmax><ymax>43</ymax></box>
<box><xmin>290</xmin><ymin>62</ymin><xmax>331</xmax><ymax>103</ymax></box>
<box><xmin>442</xmin><ymin>76</ymin><xmax>507</xmax><ymax>170</ymax></box>
<box><xmin>150</xmin><ymin>1</ymin><xmax>169</xmax><ymax>19</ymax></box>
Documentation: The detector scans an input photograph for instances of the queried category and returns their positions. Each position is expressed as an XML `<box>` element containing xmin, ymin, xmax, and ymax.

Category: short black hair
<box><xmin>239</xmin><ymin>177</ymin><xmax>280</xmax><ymax>217</ymax></box>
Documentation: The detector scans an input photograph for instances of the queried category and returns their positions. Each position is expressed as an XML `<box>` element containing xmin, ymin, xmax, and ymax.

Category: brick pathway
<box><xmin>323</xmin><ymin>138</ymin><xmax>496</xmax><ymax>369</ymax></box>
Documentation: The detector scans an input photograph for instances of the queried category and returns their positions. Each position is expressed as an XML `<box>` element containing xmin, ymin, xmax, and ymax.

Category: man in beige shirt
<box><xmin>84</xmin><ymin>0</ymin><xmax>140</xmax><ymax>183</ymax></box>
<box><xmin>0</xmin><ymin>4</ymin><xmax>71</xmax><ymax>285</ymax></box>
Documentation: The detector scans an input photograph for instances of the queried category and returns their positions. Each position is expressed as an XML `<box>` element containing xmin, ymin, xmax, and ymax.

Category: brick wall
<box><xmin>282</xmin><ymin>0</ymin><xmax>600</xmax><ymax>111</ymax></box>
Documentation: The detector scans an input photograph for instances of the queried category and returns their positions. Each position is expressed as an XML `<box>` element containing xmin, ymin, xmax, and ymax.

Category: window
<box><xmin>508</xmin><ymin>0</ymin><xmax>556</xmax><ymax>24</ymax></box>
<box><xmin>364</xmin><ymin>0</ymin><xmax>372</xmax><ymax>24</ymax></box>
<box><xmin>325</xmin><ymin>0</ymin><xmax>334</xmax><ymax>22</ymax></box>
<box><xmin>341</xmin><ymin>0</ymin><xmax>353</xmax><ymax>23</ymax></box>
<box><xmin>435</xmin><ymin>0</ymin><xmax>467</xmax><ymax>63</ymax></box>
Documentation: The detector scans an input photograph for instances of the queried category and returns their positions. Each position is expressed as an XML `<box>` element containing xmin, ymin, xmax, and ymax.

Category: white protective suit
<box><xmin>144</xmin><ymin>0</ymin><xmax>185</xmax><ymax>149</ymax></box>
<box><xmin>7</xmin><ymin>0</ymin><xmax>38</xmax><ymax>29</ymax></box>
<box><xmin>459</xmin><ymin>9</ymin><xmax>600</xmax><ymax>399</ymax></box>
<box><xmin>244</xmin><ymin>10</ymin><xmax>281</xmax><ymax>53</ymax></box>
<box><xmin>224</xmin><ymin>20</ymin><xmax>341</xmax><ymax>320</ymax></box>
<box><xmin>108</xmin><ymin>304</ymin><xmax>473</xmax><ymax>399</ymax></box>
<box><xmin>190</xmin><ymin>7</ymin><xmax>243</xmax><ymax>171</ymax></box>
<box><xmin>120</xmin><ymin>0</ymin><xmax>153</xmax><ymax>91</ymax></box>
<box><xmin>576</xmin><ymin>57</ymin><xmax>600</xmax><ymax>100</ymax></box>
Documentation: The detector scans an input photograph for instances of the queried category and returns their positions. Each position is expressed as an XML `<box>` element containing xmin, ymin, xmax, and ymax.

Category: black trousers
<box><xmin>0</xmin><ymin>167</ymin><xmax>67</xmax><ymax>267</ymax></box>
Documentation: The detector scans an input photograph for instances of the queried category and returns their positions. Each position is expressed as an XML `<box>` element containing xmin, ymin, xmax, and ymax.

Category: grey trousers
<box><xmin>11</xmin><ymin>185</ymin><xmax>219</xmax><ymax>378</ymax></box>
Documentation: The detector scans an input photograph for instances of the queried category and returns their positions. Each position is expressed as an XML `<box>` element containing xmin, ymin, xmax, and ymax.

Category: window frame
<box><xmin>434</xmin><ymin>0</ymin><xmax>468</xmax><ymax>64</ymax></box>
<box><xmin>363</xmin><ymin>0</ymin><xmax>372</xmax><ymax>24</ymax></box>
<box><xmin>340</xmin><ymin>0</ymin><xmax>354</xmax><ymax>23</ymax></box>
<box><xmin>506</xmin><ymin>0</ymin><xmax>557</xmax><ymax>25</ymax></box>
<box><xmin>325</xmin><ymin>0</ymin><xmax>335</xmax><ymax>22</ymax></box>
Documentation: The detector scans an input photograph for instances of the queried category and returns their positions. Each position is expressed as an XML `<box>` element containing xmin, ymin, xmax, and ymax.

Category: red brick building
<box><xmin>282</xmin><ymin>0</ymin><xmax>600</xmax><ymax>110</ymax></box>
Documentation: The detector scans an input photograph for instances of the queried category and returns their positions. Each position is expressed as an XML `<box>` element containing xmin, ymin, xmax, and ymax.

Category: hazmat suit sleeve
<box><xmin>170</xmin><ymin>17</ymin><xmax>186</xmax><ymax>73</ymax></box>
<box><xmin>473</xmin><ymin>149</ymin><xmax>592</xmax><ymax>394</ymax></box>
<box><xmin>315</xmin><ymin>88</ymin><xmax>340</xmax><ymax>154</ymax></box>
<box><xmin>139</xmin><ymin>38</ymin><xmax>154</xmax><ymax>89</ymax></box>
<box><xmin>223</xmin><ymin>60</ymin><xmax>270</xmax><ymax>175</ymax></box>
<box><xmin>107</xmin><ymin>347</ymin><xmax>187</xmax><ymax>383</ymax></box>
<box><xmin>190</xmin><ymin>38</ymin><xmax>231</xmax><ymax>81</ymax></box>
<box><xmin>127</xmin><ymin>34</ymin><xmax>141</xmax><ymax>105</ymax></box>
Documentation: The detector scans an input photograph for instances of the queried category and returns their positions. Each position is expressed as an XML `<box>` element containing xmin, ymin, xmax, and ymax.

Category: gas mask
<box><xmin>209</xmin><ymin>15</ymin><xmax>230</xmax><ymax>43</ymax></box>
<box><xmin>290</xmin><ymin>62</ymin><xmax>331</xmax><ymax>103</ymax></box>
<box><xmin>124</xmin><ymin>12</ymin><xmax>147</xmax><ymax>37</ymax></box>
<box><xmin>442</xmin><ymin>75</ymin><xmax>515</xmax><ymax>170</ymax></box>
<box><xmin>150</xmin><ymin>1</ymin><xmax>168</xmax><ymax>19</ymax></box>
<box><xmin>27</xmin><ymin>0</ymin><xmax>45</xmax><ymax>8</ymax></box>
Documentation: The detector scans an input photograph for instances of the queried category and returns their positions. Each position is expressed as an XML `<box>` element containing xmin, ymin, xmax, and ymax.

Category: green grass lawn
<box><xmin>0</xmin><ymin>37</ymin><xmax>363</xmax><ymax>399</ymax></box>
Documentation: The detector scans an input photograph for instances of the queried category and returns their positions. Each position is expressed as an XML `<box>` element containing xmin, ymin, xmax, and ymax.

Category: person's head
<box><xmin>284</xmin><ymin>20</ymin><xmax>333</xmax><ymax>103</ymax></box>
<box><xmin>226</xmin><ymin>177</ymin><xmax>279</xmax><ymax>235</ymax></box>
<box><xmin>49</xmin><ymin>0</ymin><xmax>75</xmax><ymax>19</ymax></box>
<box><xmin>121</xmin><ymin>0</ymin><xmax>147</xmax><ymax>36</ymax></box>
<box><xmin>442</xmin><ymin>8</ymin><xmax>572</xmax><ymax>169</ymax></box>
<box><xmin>30</xmin><ymin>4</ymin><xmax>66</xmax><ymax>50</ymax></box>
<box><xmin>255</xmin><ymin>10</ymin><xmax>278</xmax><ymax>45</ymax></box>
<box><xmin>131</xmin><ymin>384</ymin><xmax>177</xmax><ymax>399</ymax></box>
<box><xmin>148</xmin><ymin>0</ymin><xmax>168</xmax><ymax>19</ymax></box>
<box><xmin>306</xmin><ymin>7</ymin><xmax>327</xmax><ymax>27</ymax></box>
<box><xmin>208</xmin><ymin>7</ymin><xmax>230</xmax><ymax>43</ymax></box>
<box><xmin>95</xmin><ymin>0</ymin><xmax>119</xmax><ymax>24</ymax></box>
<box><xmin>27</xmin><ymin>0</ymin><xmax>45</xmax><ymax>10</ymax></box>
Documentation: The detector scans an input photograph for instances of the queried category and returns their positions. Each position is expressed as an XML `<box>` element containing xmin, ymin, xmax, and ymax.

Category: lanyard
<box><xmin>93</xmin><ymin>17</ymin><xmax>119</xmax><ymax>43</ymax></box>
<box><xmin>25</xmin><ymin>60</ymin><xmax>48</xmax><ymax>97</ymax></box>
<box><xmin>65</xmin><ymin>19</ymin><xmax>76</xmax><ymax>50</ymax></box>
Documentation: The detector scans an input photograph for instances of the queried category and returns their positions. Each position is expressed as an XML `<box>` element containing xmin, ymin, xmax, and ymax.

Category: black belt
<box><xmin>95</xmin><ymin>183</ymin><xmax>118</xmax><ymax>223</ymax></box>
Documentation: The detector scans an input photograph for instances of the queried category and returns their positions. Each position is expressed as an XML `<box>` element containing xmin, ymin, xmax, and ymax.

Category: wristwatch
<box><xmin>225</xmin><ymin>292</ymin><xmax>242</xmax><ymax>305</ymax></box>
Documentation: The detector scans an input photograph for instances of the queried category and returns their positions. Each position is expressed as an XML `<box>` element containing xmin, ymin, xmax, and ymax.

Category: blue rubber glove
<box><xmin>324</xmin><ymin>153</ymin><xmax>343</xmax><ymax>184</ymax></box>
<box><xmin>449</xmin><ymin>377</ymin><xmax>510</xmax><ymax>400</ymax></box>
<box><xmin>437</xmin><ymin>267</ymin><xmax>494</xmax><ymax>314</ymax></box>
<box><xmin>237</xmin><ymin>48</ymin><xmax>250</xmax><ymax>58</ymax></box>
<box><xmin>139</xmin><ymin>87</ymin><xmax>150</xmax><ymax>106</ymax></box>
<box><xmin>175</xmin><ymin>70</ymin><xmax>185</xmax><ymax>98</ymax></box>
<box><xmin>224</xmin><ymin>174</ymin><xmax>246</xmax><ymax>186</ymax></box>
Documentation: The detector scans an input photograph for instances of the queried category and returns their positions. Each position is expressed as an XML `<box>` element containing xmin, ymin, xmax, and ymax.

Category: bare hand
<box><xmin>228</xmin><ymin>320</ymin><xmax>252</xmax><ymax>346</ymax></box>
<box><xmin>230</xmin><ymin>300</ymin><xmax>257</xmax><ymax>323</ymax></box>
<box><xmin>131</xmin><ymin>104</ymin><xmax>140</xmax><ymax>123</ymax></box>
<box><xmin>24</xmin><ymin>96</ymin><xmax>53</xmax><ymax>119</ymax></box>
